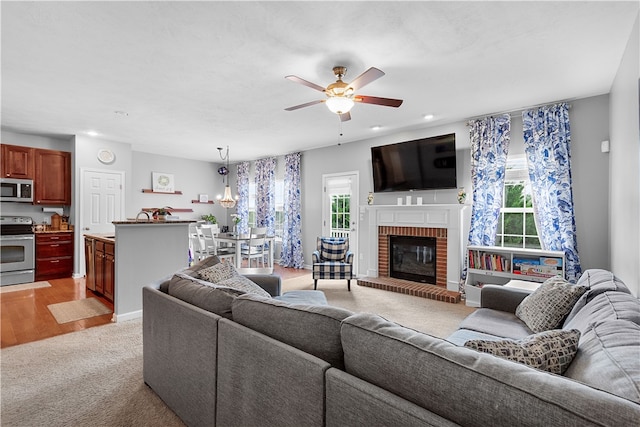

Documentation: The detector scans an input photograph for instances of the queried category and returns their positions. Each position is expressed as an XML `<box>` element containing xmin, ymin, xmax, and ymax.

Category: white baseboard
<box><xmin>112</xmin><ymin>310</ymin><xmax>142</xmax><ymax>323</ymax></box>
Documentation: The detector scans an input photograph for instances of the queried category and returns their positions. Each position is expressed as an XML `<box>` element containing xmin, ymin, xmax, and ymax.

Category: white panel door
<box><xmin>78</xmin><ymin>169</ymin><xmax>125</xmax><ymax>277</ymax></box>
<box><xmin>322</xmin><ymin>171</ymin><xmax>359</xmax><ymax>274</ymax></box>
<box><xmin>82</xmin><ymin>169</ymin><xmax>124</xmax><ymax>235</ymax></box>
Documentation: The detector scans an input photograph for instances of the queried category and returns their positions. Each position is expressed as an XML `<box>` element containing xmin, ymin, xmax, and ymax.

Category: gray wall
<box><xmin>609</xmin><ymin>13</ymin><xmax>639</xmax><ymax>296</ymax></box>
<box><xmin>0</xmin><ymin>90</ymin><xmax>619</xmax><ymax>286</ymax></box>
<box><xmin>300</xmin><ymin>94</ymin><xmax>611</xmax><ymax>276</ymax></box>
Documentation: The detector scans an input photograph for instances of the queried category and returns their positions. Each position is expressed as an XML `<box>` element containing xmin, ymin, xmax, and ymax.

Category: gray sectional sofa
<box><xmin>143</xmin><ymin>257</ymin><xmax>640</xmax><ymax>427</ymax></box>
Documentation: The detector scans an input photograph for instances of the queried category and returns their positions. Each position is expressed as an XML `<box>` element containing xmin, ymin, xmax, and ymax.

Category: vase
<box><xmin>457</xmin><ymin>188</ymin><xmax>466</xmax><ymax>204</ymax></box>
<box><xmin>367</xmin><ymin>192</ymin><xmax>374</xmax><ymax>205</ymax></box>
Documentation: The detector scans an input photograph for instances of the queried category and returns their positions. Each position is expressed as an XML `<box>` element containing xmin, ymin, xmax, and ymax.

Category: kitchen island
<box><xmin>90</xmin><ymin>220</ymin><xmax>194</xmax><ymax>322</ymax></box>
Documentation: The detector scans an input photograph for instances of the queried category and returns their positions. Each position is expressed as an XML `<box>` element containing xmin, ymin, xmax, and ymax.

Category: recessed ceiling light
<box><xmin>371</xmin><ymin>125</ymin><xmax>382</xmax><ymax>131</ymax></box>
<box><xmin>86</xmin><ymin>130</ymin><xmax>99</xmax><ymax>137</ymax></box>
<box><xmin>423</xmin><ymin>114</ymin><xmax>435</xmax><ymax>121</ymax></box>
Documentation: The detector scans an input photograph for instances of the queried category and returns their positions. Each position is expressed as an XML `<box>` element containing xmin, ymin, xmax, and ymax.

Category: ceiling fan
<box><xmin>284</xmin><ymin>66</ymin><xmax>403</xmax><ymax>122</ymax></box>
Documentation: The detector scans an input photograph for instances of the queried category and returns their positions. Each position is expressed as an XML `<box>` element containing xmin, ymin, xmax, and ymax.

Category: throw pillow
<box><xmin>320</xmin><ymin>239</ymin><xmax>348</xmax><ymax>261</ymax></box>
<box><xmin>218</xmin><ymin>275</ymin><xmax>271</xmax><ymax>298</ymax></box>
<box><xmin>198</xmin><ymin>261</ymin><xmax>238</xmax><ymax>283</ymax></box>
<box><xmin>464</xmin><ymin>329</ymin><xmax>581</xmax><ymax>375</ymax></box>
<box><xmin>515</xmin><ymin>277</ymin><xmax>587</xmax><ymax>332</ymax></box>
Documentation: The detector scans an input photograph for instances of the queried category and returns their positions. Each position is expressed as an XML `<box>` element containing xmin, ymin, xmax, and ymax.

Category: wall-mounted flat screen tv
<box><xmin>371</xmin><ymin>133</ymin><xmax>457</xmax><ymax>192</ymax></box>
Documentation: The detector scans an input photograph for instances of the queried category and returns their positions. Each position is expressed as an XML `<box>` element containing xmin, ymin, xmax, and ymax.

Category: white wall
<box><xmin>609</xmin><ymin>13</ymin><xmax>640</xmax><ymax>297</ymax></box>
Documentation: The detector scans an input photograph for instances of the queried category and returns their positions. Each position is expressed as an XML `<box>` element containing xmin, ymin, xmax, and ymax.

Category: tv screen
<box><xmin>371</xmin><ymin>133</ymin><xmax>457</xmax><ymax>192</ymax></box>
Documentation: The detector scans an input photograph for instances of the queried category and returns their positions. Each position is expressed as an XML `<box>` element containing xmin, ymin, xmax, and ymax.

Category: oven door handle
<box><xmin>0</xmin><ymin>235</ymin><xmax>35</xmax><ymax>241</ymax></box>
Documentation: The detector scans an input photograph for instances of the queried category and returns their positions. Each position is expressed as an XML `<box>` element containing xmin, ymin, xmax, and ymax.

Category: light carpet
<box><xmin>47</xmin><ymin>298</ymin><xmax>112</xmax><ymax>324</ymax></box>
<box><xmin>0</xmin><ymin>281</ymin><xmax>51</xmax><ymax>294</ymax></box>
<box><xmin>283</xmin><ymin>273</ymin><xmax>476</xmax><ymax>338</ymax></box>
<box><xmin>1</xmin><ymin>319</ymin><xmax>185</xmax><ymax>427</ymax></box>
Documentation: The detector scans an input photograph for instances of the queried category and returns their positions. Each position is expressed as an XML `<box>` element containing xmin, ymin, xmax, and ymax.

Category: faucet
<box><xmin>136</xmin><ymin>211</ymin><xmax>151</xmax><ymax>221</ymax></box>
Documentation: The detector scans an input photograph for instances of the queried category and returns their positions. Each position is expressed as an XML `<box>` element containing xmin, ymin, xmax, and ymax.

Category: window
<box><xmin>330</xmin><ymin>194</ymin><xmax>350</xmax><ymax>237</ymax></box>
<box><xmin>247</xmin><ymin>180</ymin><xmax>284</xmax><ymax>238</ymax></box>
<box><xmin>496</xmin><ymin>155</ymin><xmax>540</xmax><ymax>249</ymax></box>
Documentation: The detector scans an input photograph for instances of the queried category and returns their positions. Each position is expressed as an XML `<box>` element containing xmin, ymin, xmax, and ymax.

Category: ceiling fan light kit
<box><xmin>285</xmin><ymin>65</ymin><xmax>403</xmax><ymax>121</ymax></box>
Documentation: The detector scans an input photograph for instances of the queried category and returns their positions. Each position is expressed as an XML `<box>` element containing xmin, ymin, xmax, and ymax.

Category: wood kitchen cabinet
<box><xmin>85</xmin><ymin>236</ymin><xmax>114</xmax><ymax>302</ymax></box>
<box><xmin>1</xmin><ymin>144</ymin><xmax>34</xmax><ymax>179</ymax></box>
<box><xmin>34</xmin><ymin>148</ymin><xmax>71</xmax><ymax>205</ymax></box>
<box><xmin>35</xmin><ymin>232</ymin><xmax>74</xmax><ymax>281</ymax></box>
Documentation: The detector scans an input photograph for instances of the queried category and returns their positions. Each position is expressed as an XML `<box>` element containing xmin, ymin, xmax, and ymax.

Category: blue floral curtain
<box><xmin>254</xmin><ymin>157</ymin><xmax>276</xmax><ymax>236</ymax></box>
<box><xmin>468</xmin><ymin>114</ymin><xmax>511</xmax><ymax>246</ymax></box>
<box><xmin>522</xmin><ymin>103</ymin><xmax>581</xmax><ymax>282</ymax></box>
<box><xmin>280</xmin><ymin>152</ymin><xmax>304</xmax><ymax>268</ymax></box>
<box><xmin>236</xmin><ymin>161</ymin><xmax>250</xmax><ymax>234</ymax></box>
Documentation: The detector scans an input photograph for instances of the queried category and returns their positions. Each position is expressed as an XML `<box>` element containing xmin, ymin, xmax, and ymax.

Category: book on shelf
<box><xmin>468</xmin><ymin>250</ymin><xmax>510</xmax><ymax>272</ymax></box>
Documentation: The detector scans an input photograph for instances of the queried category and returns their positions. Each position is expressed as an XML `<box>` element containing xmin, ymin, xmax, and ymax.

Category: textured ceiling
<box><xmin>1</xmin><ymin>1</ymin><xmax>638</xmax><ymax>162</ymax></box>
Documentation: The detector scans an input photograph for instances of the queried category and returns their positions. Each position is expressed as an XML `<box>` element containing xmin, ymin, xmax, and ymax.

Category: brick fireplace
<box><xmin>378</xmin><ymin>226</ymin><xmax>448</xmax><ymax>287</ymax></box>
<box><xmin>362</xmin><ymin>204</ymin><xmax>470</xmax><ymax>293</ymax></box>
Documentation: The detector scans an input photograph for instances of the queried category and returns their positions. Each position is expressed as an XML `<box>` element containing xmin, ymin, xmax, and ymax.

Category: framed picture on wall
<box><xmin>152</xmin><ymin>172</ymin><xmax>175</xmax><ymax>193</ymax></box>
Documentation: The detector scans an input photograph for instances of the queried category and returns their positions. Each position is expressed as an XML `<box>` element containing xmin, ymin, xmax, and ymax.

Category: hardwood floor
<box><xmin>0</xmin><ymin>264</ymin><xmax>309</xmax><ymax>349</ymax></box>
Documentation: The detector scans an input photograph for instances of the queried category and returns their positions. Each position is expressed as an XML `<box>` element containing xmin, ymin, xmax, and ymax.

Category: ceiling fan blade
<box><xmin>348</xmin><ymin>67</ymin><xmax>385</xmax><ymax>91</ymax></box>
<box><xmin>285</xmin><ymin>75</ymin><xmax>326</xmax><ymax>92</ymax></box>
<box><xmin>354</xmin><ymin>95</ymin><xmax>403</xmax><ymax>108</ymax></box>
<box><xmin>284</xmin><ymin>99</ymin><xmax>324</xmax><ymax>111</ymax></box>
<box><xmin>339</xmin><ymin>112</ymin><xmax>351</xmax><ymax>122</ymax></box>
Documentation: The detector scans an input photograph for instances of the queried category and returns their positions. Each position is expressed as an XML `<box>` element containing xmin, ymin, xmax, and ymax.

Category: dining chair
<box><xmin>241</xmin><ymin>231</ymin><xmax>268</xmax><ymax>268</ymax></box>
<box><xmin>198</xmin><ymin>225</ymin><xmax>236</xmax><ymax>263</ymax></box>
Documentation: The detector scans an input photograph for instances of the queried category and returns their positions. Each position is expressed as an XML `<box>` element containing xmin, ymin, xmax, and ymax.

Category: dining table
<box><xmin>215</xmin><ymin>232</ymin><xmax>275</xmax><ymax>272</ymax></box>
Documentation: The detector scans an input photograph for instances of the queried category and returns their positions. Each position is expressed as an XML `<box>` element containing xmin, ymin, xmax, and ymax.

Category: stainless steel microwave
<box><xmin>0</xmin><ymin>178</ymin><xmax>34</xmax><ymax>202</ymax></box>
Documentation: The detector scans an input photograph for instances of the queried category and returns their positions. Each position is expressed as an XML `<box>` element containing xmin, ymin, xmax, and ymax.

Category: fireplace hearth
<box><xmin>389</xmin><ymin>235</ymin><xmax>437</xmax><ymax>284</ymax></box>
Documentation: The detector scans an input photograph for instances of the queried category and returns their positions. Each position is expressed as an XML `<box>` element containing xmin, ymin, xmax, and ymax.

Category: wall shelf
<box><xmin>191</xmin><ymin>200</ymin><xmax>215</xmax><ymax>204</ymax></box>
<box><xmin>141</xmin><ymin>189</ymin><xmax>183</xmax><ymax>195</ymax></box>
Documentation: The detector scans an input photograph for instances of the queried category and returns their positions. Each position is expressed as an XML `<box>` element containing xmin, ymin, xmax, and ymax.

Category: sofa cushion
<box><xmin>275</xmin><ymin>290</ymin><xmax>328</xmax><ymax>305</ymax></box>
<box><xmin>341</xmin><ymin>313</ymin><xmax>640</xmax><ymax>426</ymax></box>
<box><xmin>564</xmin><ymin>320</ymin><xmax>640</xmax><ymax>403</ymax></box>
<box><xmin>232</xmin><ymin>293</ymin><xmax>353</xmax><ymax>369</ymax></box>
<box><xmin>464</xmin><ymin>329</ymin><xmax>581</xmax><ymax>375</ymax></box>
<box><xmin>161</xmin><ymin>255</ymin><xmax>222</xmax><ymax>293</ymax></box>
<box><xmin>515</xmin><ymin>277</ymin><xmax>587</xmax><ymax>332</ymax></box>
<box><xmin>564</xmin><ymin>270</ymin><xmax>634</xmax><ymax>327</ymax></box>
<box><xmin>168</xmin><ymin>272</ymin><xmax>240</xmax><ymax>319</ymax></box>
<box><xmin>457</xmin><ymin>308</ymin><xmax>533</xmax><ymax>339</ymax></box>
<box><xmin>563</xmin><ymin>291</ymin><xmax>640</xmax><ymax>333</ymax></box>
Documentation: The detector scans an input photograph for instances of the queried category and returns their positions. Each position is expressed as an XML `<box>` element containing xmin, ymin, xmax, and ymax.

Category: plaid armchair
<box><xmin>312</xmin><ymin>237</ymin><xmax>354</xmax><ymax>291</ymax></box>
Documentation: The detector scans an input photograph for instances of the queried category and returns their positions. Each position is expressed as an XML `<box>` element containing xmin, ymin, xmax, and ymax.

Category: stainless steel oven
<box><xmin>0</xmin><ymin>216</ymin><xmax>35</xmax><ymax>286</ymax></box>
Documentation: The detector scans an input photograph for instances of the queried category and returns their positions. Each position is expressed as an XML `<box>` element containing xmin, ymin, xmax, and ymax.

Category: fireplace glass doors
<box><xmin>389</xmin><ymin>235</ymin><xmax>436</xmax><ymax>284</ymax></box>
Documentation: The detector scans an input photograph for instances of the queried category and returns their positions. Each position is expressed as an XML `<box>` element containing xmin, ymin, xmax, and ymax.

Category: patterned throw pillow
<box><xmin>218</xmin><ymin>275</ymin><xmax>271</xmax><ymax>298</ymax></box>
<box><xmin>464</xmin><ymin>329</ymin><xmax>581</xmax><ymax>375</ymax></box>
<box><xmin>320</xmin><ymin>239</ymin><xmax>348</xmax><ymax>261</ymax></box>
<box><xmin>197</xmin><ymin>261</ymin><xmax>238</xmax><ymax>283</ymax></box>
<box><xmin>515</xmin><ymin>277</ymin><xmax>587</xmax><ymax>333</ymax></box>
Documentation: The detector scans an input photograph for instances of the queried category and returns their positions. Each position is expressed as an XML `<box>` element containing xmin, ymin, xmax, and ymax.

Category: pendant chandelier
<box><xmin>217</xmin><ymin>145</ymin><xmax>237</xmax><ymax>209</ymax></box>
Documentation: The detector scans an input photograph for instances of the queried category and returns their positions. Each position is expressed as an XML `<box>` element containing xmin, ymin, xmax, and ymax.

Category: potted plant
<box><xmin>201</xmin><ymin>214</ymin><xmax>217</xmax><ymax>224</ymax></box>
<box><xmin>153</xmin><ymin>207</ymin><xmax>171</xmax><ymax>221</ymax></box>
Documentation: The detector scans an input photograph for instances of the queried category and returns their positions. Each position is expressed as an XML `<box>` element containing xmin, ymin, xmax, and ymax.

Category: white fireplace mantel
<box><xmin>364</xmin><ymin>204</ymin><xmax>470</xmax><ymax>292</ymax></box>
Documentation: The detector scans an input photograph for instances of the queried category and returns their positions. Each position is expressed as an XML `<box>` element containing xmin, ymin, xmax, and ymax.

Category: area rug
<box><xmin>282</xmin><ymin>273</ymin><xmax>475</xmax><ymax>338</ymax></box>
<box><xmin>1</xmin><ymin>319</ymin><xmax>185</xmax><ymax>427</ymax></box>
<box><xmin>0</xmin><ymin>281</ymin><xmax>51</xmax><ymax>294</ymax></box>
<box><xmin>47</xmin><ymin>298</ymin><xmax>112</xmax><ymax>324</ymax></box>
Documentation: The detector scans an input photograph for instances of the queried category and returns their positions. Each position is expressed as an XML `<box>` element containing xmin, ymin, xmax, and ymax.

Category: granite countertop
<box><xmin>34</xmin><ymin>229</ymin><xmax>74</xmax><ymax>234</ymax></box>
<box><xmin>112</xmin><ymin>220</ymin><xmax>196</xmax><ymax>224</ymax></box>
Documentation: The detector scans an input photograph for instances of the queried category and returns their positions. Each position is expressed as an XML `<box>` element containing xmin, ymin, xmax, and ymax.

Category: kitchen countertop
<box><xmin>84</xmin><ymin>233</ymin><xmax>115</xmax><ymax>243</ymax></box>
<box><xmin>34</xmin><ymin>229</ymin><xmax>74</xmax><ymax>234</ymax></box>
<box><xmin>112</xmin><ymin>220</ymin><xmax>196</xmax><ymax>224</ymax></box>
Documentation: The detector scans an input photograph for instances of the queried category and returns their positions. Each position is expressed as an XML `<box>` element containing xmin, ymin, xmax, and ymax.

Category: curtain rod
<box><xmin>466</xmin><ymin>100</ymin><xmax>573</xmax><ymax>124</ymax></box>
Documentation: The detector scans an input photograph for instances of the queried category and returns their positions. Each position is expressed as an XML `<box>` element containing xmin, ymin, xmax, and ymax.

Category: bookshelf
<box><xmin>465</xmin><ymin>245</ymin><xmax>565</xmax><ymax>307</ymax></box>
